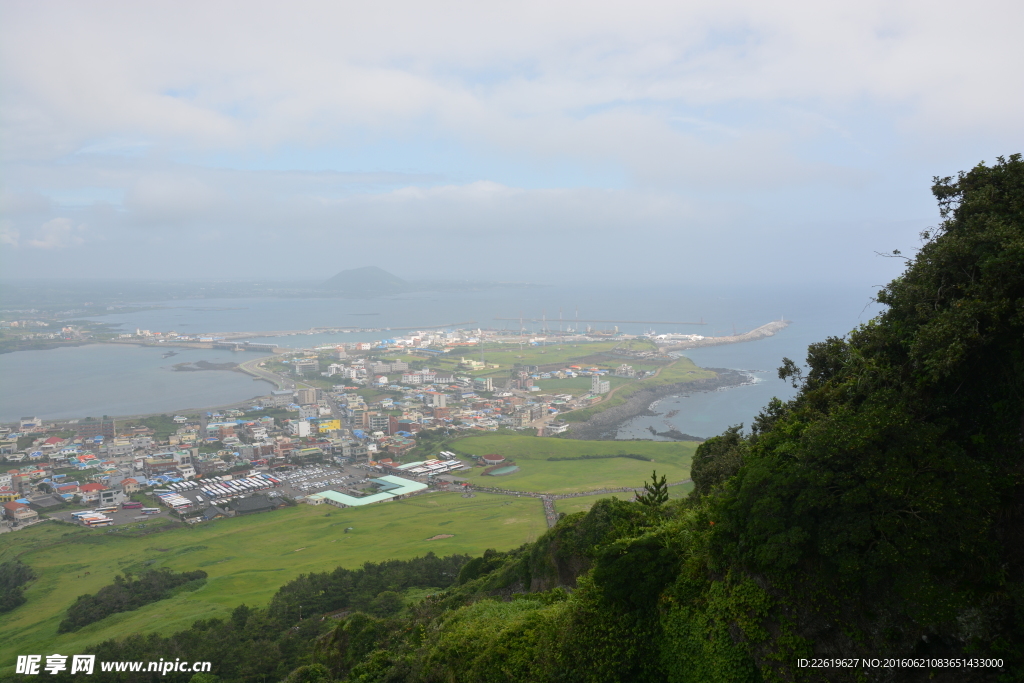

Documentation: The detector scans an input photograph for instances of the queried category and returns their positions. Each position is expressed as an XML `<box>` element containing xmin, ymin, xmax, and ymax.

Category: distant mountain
<box><xmin>321</xmin><ymin>266</ymin><xmax>410</xmax><ymax>294</ymax></box>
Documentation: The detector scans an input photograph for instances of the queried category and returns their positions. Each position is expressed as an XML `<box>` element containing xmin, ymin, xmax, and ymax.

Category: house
<box><xmin>78</xmin><ymin>483</ymin><xmax>106</xmax><ymax>504</ymax></box>
<box><xmin>2</xmin><ymin>501</ymin><xmax>39</xmax><ymax>524</ymax></box>
<box><xmin>0</xmin><ymin>487</ymin><xmax>18</xmax><ymax>503</ymax></box>
<box><xmin>28</xmin><ymin>495</ymin><xmax>64</xmax><ymax>511</ymax></box>
<box><xmin>120</xmin><ymin>477</ymin><xmax>141</xmax><ymax>494</ymax></box>
<box><xmin>228</xmin><ymin>494</ymin><xmax>278</xmax><ymax>516</ymax></box>
<box><xmin>98</xmin><ymin>488</ymin><xmax>122</xmax><ymax>506</ymax></box>
<box><xmin>203</xmin><ymin>505</ymin><xmax>231</xmax><ymax>521</ymax></box>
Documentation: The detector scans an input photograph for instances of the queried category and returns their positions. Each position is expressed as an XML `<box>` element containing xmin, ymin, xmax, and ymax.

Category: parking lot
<box><xmin>53</xmin><ymin>506</ymin><xmax>164</xmax><ymax>527</ymax></box>
<box><xmin>50</xmin><ymin>461</ymin><xmax>386</xmax><ymax>529</ymax></box>
<box><xmin>274</xmin><ymin>463</ymin><xmax>371</xmax><ymax>498</ymax></box>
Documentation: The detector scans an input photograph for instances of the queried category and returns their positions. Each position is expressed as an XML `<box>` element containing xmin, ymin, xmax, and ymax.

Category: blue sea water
<box><xmin>0</xmin><ymin>284</ymin><xmax>885</xmax><ymax>428</ymax></box>
<box><xmin>0</xmin><ymin>345</ymin><xmax>268</xmax><ymax>422</ymax></box>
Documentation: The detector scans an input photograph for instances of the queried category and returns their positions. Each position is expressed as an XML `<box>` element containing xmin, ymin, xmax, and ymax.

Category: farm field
<box><xmin>0</xmin><ymin>492</ymin><xmax>545</xmax><ymax>669</ymax></box>
<box><xmin>451</xmin><ymin>434</ymin><xmax>696</xmax><ymax>494</ymax></box>
<box><xmin>553</xmin><ymin>481</ymin><xmax>696</xmax><ymax>516</ymax></box>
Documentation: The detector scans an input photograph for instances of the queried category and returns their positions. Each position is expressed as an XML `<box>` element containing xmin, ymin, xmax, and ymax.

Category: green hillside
<box><xmin>451</xmin><ymin>434</ymin><xmax>696</xmax><ymax>493</ymax></box>
<box><xmin>0</xmin><ymin>493</ymin><xmax>545</xmax><ymax>669</ymax></box>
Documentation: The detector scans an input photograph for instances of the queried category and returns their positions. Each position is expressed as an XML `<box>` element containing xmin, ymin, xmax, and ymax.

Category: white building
<box><xmin>290</xmin><ymin>420</ymin><xmax>312</xmax><ymax>437</ymax></box>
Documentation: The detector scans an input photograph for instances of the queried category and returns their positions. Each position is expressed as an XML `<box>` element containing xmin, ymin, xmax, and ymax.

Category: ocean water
<box><xmin>1</xmin><ymin>284</ymin><xmax>885</xmax><ymax>426</ymax></box>
<box><xmin>0</xmin><ymin>345</ymin><xmax>269</xmax><ymax>422</ymax></box>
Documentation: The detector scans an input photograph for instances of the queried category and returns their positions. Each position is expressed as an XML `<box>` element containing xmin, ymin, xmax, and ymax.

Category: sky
<box><xmin>1</xmin><ymin>0</ymin><xmax>1021</xmax><ymax>286</ymax></box>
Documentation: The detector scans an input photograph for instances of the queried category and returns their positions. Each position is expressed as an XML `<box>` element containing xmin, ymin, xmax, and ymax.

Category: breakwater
<box><xmin>660</xmin><ymin>319</ymin><xmax>789</xmax><ymax>351</ymax></box>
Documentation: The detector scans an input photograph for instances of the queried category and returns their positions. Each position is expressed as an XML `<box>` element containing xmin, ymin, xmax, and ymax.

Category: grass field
<box><xmin>553</xmin><ymin>481</ymin><xmax>695</xmax><ymax>515</ymax></box>
<box><xmin>561</xmin><ymin>356</ymin><xmax>717</xmax><ymax>421</ymax></box>
<box><xmin>421</xmin><ymin>341</ymin><xmax>628</xmax><ymax>378</ymax></box>
<box><xmin>450</xmin><ymin>434</ymin><xmax>696</xmax><ymax>494</ymax></box>
<box><xmin>0</xmin><ymin>492</ymin><xmax>545</xmax><ymax>669</ymax></box>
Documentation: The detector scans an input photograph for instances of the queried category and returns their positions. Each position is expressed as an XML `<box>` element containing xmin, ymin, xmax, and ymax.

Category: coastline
<box><xmin>566</xmin><ymin>368</ymin><xmax>752</xmax><ymax>440</ymax></box>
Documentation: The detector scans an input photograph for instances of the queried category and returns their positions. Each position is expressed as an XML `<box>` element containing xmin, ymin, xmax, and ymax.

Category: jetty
<box><xmin>658</xmin><ymin>320</ymin><xmax>790</xmax><ymax>351</ymax></box>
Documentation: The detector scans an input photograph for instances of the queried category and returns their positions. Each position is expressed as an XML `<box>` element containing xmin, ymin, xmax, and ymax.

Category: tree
<box><xmin>635</xmin><ymin>470</ymin><xmax>668</xmax><ymax>508</ymax></box>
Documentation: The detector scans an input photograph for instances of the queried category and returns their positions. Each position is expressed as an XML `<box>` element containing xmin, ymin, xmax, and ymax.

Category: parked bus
<box><xmin>140</xmin><ymin>508</ymin><xmax>161</xmax><ymax>515</ymax></box>
<box><xmin>84</xmin><ymin>518</ymin><xmax>113</xmax><ymax>528</ymax></box>
<box><xmin>71</xmin><ymin>510</ymin><xmax>97</xmax><ymax>520</ymax></box>
<box><xmin>122</xmin><ymin>501</ymin><xmax>143</xmax><ymax>509</ymax></box>
<box><xmin>95</xmin><ymin>507</ymin><xmax>117</xmax><ymax>514</ymax></box>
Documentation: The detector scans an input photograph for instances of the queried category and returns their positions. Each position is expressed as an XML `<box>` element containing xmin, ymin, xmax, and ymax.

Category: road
<box><xmin>237</xmin><ymin>355</ymin><xmax>291</xmax><ymax>390</ymax></box>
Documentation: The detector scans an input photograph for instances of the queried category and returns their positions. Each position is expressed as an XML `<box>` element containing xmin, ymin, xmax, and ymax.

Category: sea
<box><xmin>0</xmin><ymin>284</ymin><xmax>886</xmax><ymax>437</ymax></box>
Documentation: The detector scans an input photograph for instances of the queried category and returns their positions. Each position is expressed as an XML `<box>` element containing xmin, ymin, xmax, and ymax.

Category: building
<box><xmin>78</xmin><ymin>483</ymin><xmax>107</xmax><ymax>504</ymax></box>
<box><xmin>121</xmin><ymin>477</ymin><xmax>141</xmax><ymax>494</ymax></box>
<box><xmin>75</xmin><ymin>417</ymin><xmax>116</xmax><ymax>440</ymax></box>
<box><xmin>2</xmin><ymin>501</ymin><xmax>38</xmax><ymax>524</ymax></box>
<box><xmin>425</xmin><ymin>391</ymin><xmax>447</xmax><ymax>408</ymax></box>
<box><xmin>20</xmin><ymin>416</ymin><xmax>44</xmax><ymax>432</ymax></box>
<box><xmin>228</xmin><ymin>494</ymin><xmax>278</xmax><ymax>516</ymax></box>
<box><xmin>267</xmin><ymin>390</ymin><xmax>295</xmax><ymax>408</ymax></box>
<box><xmin>546</xmin><ymin>421</ymin><xmax>570</xmax><ymax>435</ymax></box>
<box><xmin>307</xmin><ymin>475</ymin><xmax>427</xmax><ymax>508</ymax></box>
<box><xmin>368</xmin><ymin>414</ymin><xmax>390</xmax><ymax>433</ymax></box>
<box><xmin>473</xmin><ymin>377</ymin><xmax>494</xmax><ymax>392</ymax></box>
<box><xmin>289</xmin><ymin>420</ymin><xmax>312</xmax><ymax>438</ymax></box>
<box><xmin>291</xmin><ymin>358</ymin><xmax>319</xmax><ymax>376</ymax></box>
<box><xmin>296</xmin><ymin>388</ymin><xmax>318</xmax><ymax>405</ymax></box>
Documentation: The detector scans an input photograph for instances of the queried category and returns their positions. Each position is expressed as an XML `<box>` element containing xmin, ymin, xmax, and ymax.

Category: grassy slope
<box><xmin>450</xmin><ymin>435</ymin><xmax>696</xmax><ymax>494</ymax></box>
<box><xmin>428</xmin><ymin>341</ymin><xmax>627</xmax><ymax>378</ymax></box>
<box><xmin>552</xmin><ymin>481</ymin><xmax>695</xmax><ymax>516</ymax></box>
<box><xmin>560</xmin><ymin>356</ymin><xmax>717</xmax><ymax>422</ymax></box>
<box><xmin>0</xmin><ymin>492</ymin><xmax>545</xmax><ymax>668</ymax></box>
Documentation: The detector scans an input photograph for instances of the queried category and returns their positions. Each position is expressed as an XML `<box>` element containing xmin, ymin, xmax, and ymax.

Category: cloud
<box><xmin>0</xmin><ymin>221</ymin><xmax>19</xmax><ymax>247</ymax></box>
<box><xmin>0</xmin><ymin>0</ymin><xmax>1018</xmax><ymax>286</ymax></box>
<box><xmin>24</xmin><ymin>217</ymin><xmax>87</xmax><ymax>249</ymax></box>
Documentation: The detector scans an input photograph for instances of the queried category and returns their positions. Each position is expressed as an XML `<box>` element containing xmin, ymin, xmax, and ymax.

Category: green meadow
<box><xmin>0</xmin><ymin>492</ymin><xmax>545</xmax><ymax>669</ymax></box>
<box><xmin>553</xmin><ymin>481</ymin><xmax>696</xmax><ymax>516</ymax></box>
<box><xmin>450</xmin><ymin>434</ymin><xmax>696</xmax><ymax>494</ymax></box>
<box><xmin>408</xmin><ymin>340</ymin><xmax>630</xmax><ymax>378</ymax></box>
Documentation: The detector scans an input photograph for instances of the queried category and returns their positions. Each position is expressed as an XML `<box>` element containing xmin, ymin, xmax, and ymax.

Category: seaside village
<box><xmin>0</xmin><ymin>329</ymin><xmax>681</xmax><ymax>532</ymax></box>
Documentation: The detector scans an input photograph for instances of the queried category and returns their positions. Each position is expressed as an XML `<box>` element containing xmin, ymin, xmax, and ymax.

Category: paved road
<box><xmin>237</xmin><ymin>356</ymin><xmax>290</xmax><ymax>390</ymax></box>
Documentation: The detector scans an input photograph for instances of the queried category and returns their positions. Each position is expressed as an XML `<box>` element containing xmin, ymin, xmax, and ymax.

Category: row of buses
<box><xmin>71</xmin><ymin>510</ymin><xmax>113</xmax><ymax>527</ymax></box>
<box><xmin>153</xmin><ymin>473</ymin><xmax>283</xmax><ymax>510</ymax></box>
<box><xmin>197</xmin><ymin>473</ymin><xmax>281</xmax><ymax>502</ymax></box>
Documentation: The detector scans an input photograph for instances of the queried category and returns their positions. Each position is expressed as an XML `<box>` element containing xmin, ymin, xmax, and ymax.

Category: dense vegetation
<box><xmin>17</xmin><ymin>554</ymin><xmax>469</xmax><ymax>682</ymax></box>
<box><xmin>0</xmin><ymin>561</ymin><xmax>35</xmax><ymax>614</ymax></box>
<box><xmin>299</xmin><ymin>155</ymin><xmax>1021</xmax><ymax>681</ymax></box>
<box><xmin>5</xmin><ymin>156</ymin><xmax>1021</xmax><ymax>682</ymax></box>
<box><xmin>57</xmin><ymin>569</ymin><xmax>208</xmax><ymax>633</ymax></box>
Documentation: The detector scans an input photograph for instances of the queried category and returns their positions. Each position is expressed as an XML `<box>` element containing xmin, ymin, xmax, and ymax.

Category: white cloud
<box><xmin>0</xmin><ymin>0</ymin><xmax>1018</xmax><ymax>284</ymax></box>
<box><xmin>0</xmin><ymin>220</ymin><xmax>19</xmax><ymax>247</ymax></box>
<box><xmin>25</xmin><ymin>217</ymin><xmax>87</xmax><ymax>249</ymax></box>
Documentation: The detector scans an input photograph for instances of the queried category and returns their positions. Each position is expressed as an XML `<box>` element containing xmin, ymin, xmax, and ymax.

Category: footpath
<box><xmin>464</xmin><ymin>480</ymin><xmax>692</xmax><ymax>527</ymax></box>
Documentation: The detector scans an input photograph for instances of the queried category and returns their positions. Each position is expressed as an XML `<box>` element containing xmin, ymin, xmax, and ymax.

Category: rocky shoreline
<box><xmin>566</xmin><ymin>368</ymin><xmax>751</xmax><ymax>440</ymax></box>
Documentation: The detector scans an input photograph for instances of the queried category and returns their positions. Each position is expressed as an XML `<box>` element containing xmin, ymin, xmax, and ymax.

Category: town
<box><xmin>0</xmin><ymin>328</ymin><xmax>702</xmax><ymax>532</ymax></box>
